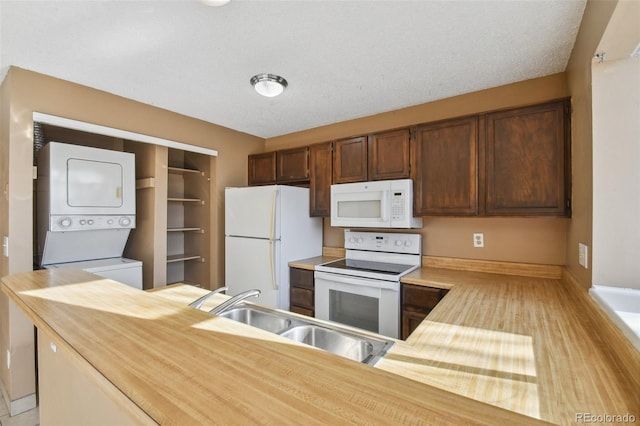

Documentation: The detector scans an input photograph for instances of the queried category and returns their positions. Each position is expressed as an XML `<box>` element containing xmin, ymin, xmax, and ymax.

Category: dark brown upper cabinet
<box><xmin>483</xmin><ymin>100</ymin><xmax>570</xmax><ymax>216</ymax></box>
<box><xmin>276</xmin><ymin>146</ymin><xmax>309</xmax><ymax>183</ymax></box>
<box><xmin>309</xmin><ymin>142</ymin><xmax>333</xmax><ymax>217</ymax></box>
<box><xmin>333</xmin><ymin>136</ymin><xmax>368</xmax><ymax>183</ymax></box>
<box><xmin>368</xmin><ymin>129</ymin><xmax>411</xmax><ymax>181</ymax></box>
<box><xmin>248</xmin><ymin>151</ymin><xmax>276</xmax><ymax>186</ymax></box>
<box><xmin>412</xmin><ymin>117</ymin><xmax>478</xmax><ymax>216</ymax></box>
<box><xmin>248</xmin><ymin>147</ymin><xmax>309</xmax><ymax>186</ymax></box>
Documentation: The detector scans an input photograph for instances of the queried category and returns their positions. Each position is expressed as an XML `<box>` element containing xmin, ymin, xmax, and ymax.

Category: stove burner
<box><xmin>319</xmin><ymin>258</ymin><xmax>415</xmax><ymax>277</ymax></box>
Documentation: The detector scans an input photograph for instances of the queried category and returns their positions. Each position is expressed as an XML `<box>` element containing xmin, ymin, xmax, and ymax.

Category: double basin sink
<box><xmin>217</xmin><ymin>304</ymin><xmax>394</xmax><ymax>366</ymax></box>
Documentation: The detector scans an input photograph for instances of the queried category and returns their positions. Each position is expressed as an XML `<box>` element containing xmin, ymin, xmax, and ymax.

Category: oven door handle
<box><xmin>314</xmin><ymin>271</ymin><xmax>399</xmax><ymax>291</ymax></box>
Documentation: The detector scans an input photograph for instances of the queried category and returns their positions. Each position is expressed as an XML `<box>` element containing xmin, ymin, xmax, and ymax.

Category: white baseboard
<box><xmin>0</xmin><ymin>380</ymin><xmax>36</xmax><ymax>416</ymax></box>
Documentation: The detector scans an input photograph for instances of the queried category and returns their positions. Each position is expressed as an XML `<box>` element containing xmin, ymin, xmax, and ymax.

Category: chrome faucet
<box><xmin>209</xmin><ymin>289</ymin><xmax>261</xmax><ymax>315</ymax></box>
<box><xmin>189</xmin><ymin>286</ymin><xmax>228</xmax><ymax>310</ymax></box>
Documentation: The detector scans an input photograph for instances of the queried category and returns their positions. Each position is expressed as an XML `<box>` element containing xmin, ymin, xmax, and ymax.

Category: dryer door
<box><xmin>67</xmin><ymin>158</ymin><xmax>124</xmax><ymax>207</ymax></box>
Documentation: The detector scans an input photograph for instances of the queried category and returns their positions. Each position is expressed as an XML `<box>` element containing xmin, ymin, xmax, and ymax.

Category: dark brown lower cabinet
<box><xmin>401</xmin><ymin>284</ymin><xmax>449</xmax><ymax>340</ymax></box>
<box><xmin>290</xmin><ymin>267</ymin><xmax>315</xmax><ymax>317</ymax></box>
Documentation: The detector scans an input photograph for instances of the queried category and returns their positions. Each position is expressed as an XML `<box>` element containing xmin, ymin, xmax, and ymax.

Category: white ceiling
<box><xmin>0</xmin><ymin>0</ymin><xmax>586</xmax><ymax>139</ymax></box>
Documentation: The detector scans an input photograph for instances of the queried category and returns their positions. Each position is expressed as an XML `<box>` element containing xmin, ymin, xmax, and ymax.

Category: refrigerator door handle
<box><xmin>269</xmin><ymin>188</ymin><xmax>279</xmax><ymax>290</ymax></box>
<box><xmin>269</xmin><ymin>240</ymin><xmax>278</xmax><ymax>290</ymax></box>
<box><xmin>269</xmin><ymin>188</ymin><xmax>279</xmax><ymax>241</ymax></box>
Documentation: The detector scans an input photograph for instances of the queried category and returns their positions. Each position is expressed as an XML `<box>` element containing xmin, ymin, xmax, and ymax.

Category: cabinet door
<box><xmin>401</xmin><ymin>284</ymin><xmax>448</xmax><ymax>340</ymax></box>
<box><xmin>276</xmin><ymin>147</ymin><xmax>309</xmax><ymax>183</ymax></box>
<box><xmin>401</xmin><ymin>310</ymin><xmax>428</xmax><ymax>341</ymax></box>
<box><xmin>484</xmin><ymin>100</ymin><xmax>570</xmax><ymax>216</ymax></box>
<box><xmin>248</xmin><ymin>152</ymin><xmax>276</xmax><ymax>186</ymax></box>
<box><xmin>368</xmin><ymin>129</ymin><xmax>411</xmax><ymax>181</ymax></box>
<box><xmin>412</xmin><ymin>117</ymin><xmax>478</xmax><ymax>216</ymax></box>
<box><xmin>333</xmin><ymin>136</ymin><xmax>367</xmax><ymax>183</ymax></box>
<box><xmin>309</xmin><ymin>142</ymin><xmax>333</xmax><ymax>217</ymax></box>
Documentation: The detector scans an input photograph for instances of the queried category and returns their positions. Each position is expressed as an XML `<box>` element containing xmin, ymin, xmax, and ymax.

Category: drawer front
<box><xmin>291</xmin><ymin>287</ymin><xmax>314</xmax><ymax>309</ymax></box>
<box><xmin>290</xmin><ymin>268</ymin><xmax>314</xmax><ymax>290</ymax></box>
<box><xmin>291</xmin><ymin>305</ymin><xmax>314</xmax><ymax>317</ymax></box>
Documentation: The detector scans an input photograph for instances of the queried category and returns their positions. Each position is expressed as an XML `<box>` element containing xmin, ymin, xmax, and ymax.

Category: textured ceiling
<box><xmin>1</xmin><ymin>0</ymin><xmax>586</xmax><ymax>139</ymax></box>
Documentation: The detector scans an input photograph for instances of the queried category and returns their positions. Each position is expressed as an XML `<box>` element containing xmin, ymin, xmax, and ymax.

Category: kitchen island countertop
<box><xmin>2</xmin><ymin>268</ymin><xmax>551</xmax><ymax>425</ymax></box>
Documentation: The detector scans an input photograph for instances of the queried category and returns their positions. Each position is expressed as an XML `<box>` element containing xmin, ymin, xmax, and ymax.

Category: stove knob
<box><xmin>357</xmin><ymin>238</ymin><xmax>364</xmax><ymax>244</ymax></box>
<box><xmin>107</xmin><ymin>219</ymin><xmax>114</xmax><ymax>225</ymax></box>
<box><xmin>119</xmin><ymin>217</ymin><xmax>131</xmax><ymax>227</ymax></box>
<box><xmin>79</xmin><ymin>219</ymin><xmax>86</xmax><ymax>225</ymax></box>
<box><xmin>395</xmin><ymin>240</ymin><xmax>403</xmax><ymax>246</ymax></box>
<box><xmin>87</xmin><ymin>219</ymin><xmax>94</xmax><ymax>225</ymax></box>
<box><xmin>349</xmin><ymin>237</ymin><xmax>356</xmax><ymax>244</ymax></box>
<box><xmin>59</xmin><ymin>217</ymin><xmax>72</xmax><ymax>228</ymax></box>
<box><xmin>405</xmin><ymin>240</ymin><xmax>412</xmax><ymax>247</ymax></box>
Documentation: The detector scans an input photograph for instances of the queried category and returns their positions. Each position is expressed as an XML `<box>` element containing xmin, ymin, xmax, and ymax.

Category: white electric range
<box><xmin>315</xmin><ymin>230</ymin><xmax>421</xmax><ymax>338</ymax></box>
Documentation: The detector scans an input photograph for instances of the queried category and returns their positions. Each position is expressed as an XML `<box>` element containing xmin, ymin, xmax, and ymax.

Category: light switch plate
<box><xmin>578</xmin><ymin>243</ymin><xmax>588</xmax><ymax>268</ymax></box>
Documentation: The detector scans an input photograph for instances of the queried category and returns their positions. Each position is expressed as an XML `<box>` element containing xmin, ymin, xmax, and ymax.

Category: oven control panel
<box><xmin>49</xmin><ymin>215</ymin><xmax>136</xmax><ymax>232</ymax></box>
<box><xmin>344</xmin><ymin>230</ymin><xmax>421</xmax><ymax>255</ymax></box>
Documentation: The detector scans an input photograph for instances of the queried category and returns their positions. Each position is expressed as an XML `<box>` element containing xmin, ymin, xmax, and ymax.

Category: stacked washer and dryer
<box><xmin>37</xmin><ymin>142</ymin><xmax>143</xmax><ymax>289</ymax></box>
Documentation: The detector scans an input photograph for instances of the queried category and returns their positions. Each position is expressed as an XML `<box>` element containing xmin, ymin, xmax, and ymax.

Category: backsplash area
<box><xmin>323</xmin><ymin>216</ymin><xmax>568</xmax><ymax>266</ymax></box>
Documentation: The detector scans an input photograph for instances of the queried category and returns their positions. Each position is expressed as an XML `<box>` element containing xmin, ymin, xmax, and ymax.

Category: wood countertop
<box><xmin>393</xmin><ymin>267</ymin><xmax>639</xmax><ymax>424</ymax></box>
<box><xmin>2</xmin><ymin>268</ymin><xmax>548</xmax><ymax>426</ymax></box>
<box><xmin>288</xmin><ymin>255</ymin><xmax>335</xmax><ymax>270</ymax></box>
<box><xmin>289</xmin><ymin>258</ymin><xmax>640</xmax><ymax>424</ymax></box>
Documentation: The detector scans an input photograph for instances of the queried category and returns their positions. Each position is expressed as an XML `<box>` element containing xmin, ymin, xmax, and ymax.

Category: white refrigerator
<box><xmin>225</xmin><ymin>185</ymin><xmax>323</xmax><ymax>310</ymax></box>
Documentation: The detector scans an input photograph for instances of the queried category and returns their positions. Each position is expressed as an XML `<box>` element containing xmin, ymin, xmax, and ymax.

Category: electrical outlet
<box><xmin>578</xmin><ymin>243</ymin><xmax>588</xmax><ymax>268</ymax></box>
<box><xmin>473</xmin><ymin>232</ymin><xmax>484</xmax><ymax>248</ymax></box>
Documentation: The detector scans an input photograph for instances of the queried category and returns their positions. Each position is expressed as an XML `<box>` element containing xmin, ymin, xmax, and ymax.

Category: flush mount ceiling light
<box><xmin>250</xmin><ymin>74</ymin><xmax>288</xmax><ymax>98</ymax></box>
<box><xmin>200</xmin><ymin>0</ymin><xmax>231</xmax><ymax>6</ymax></box>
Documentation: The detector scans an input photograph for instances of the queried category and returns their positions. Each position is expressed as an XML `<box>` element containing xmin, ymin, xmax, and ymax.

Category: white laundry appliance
<box><xmin>44</xmin><ymin>258</ymin><xmax>142</xmax><ymax>289</ymax></box>
<box><xmin>37</xmin><ymin>142</ymin><xmax>142</xmax><ymax>289</ymax></box>
<box><xmin>225</xmin><ymin>185</ymin><xmax>323</xmax><ymax>310</ymax></box>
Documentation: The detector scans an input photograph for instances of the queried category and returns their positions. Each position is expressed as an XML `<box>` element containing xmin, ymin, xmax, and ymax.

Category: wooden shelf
<box><xmin>167</xmin><ymin>254</ymin><xmax>202</xmax><ymax>264</ymax></box>
<box><xmin>167</xmin><ymin>227</ymin><xmax>203</xmax><ymax>233</ymax></box>
<box><xmin>168</xmin><ymin>166</ymin><xmax>204</xmax><ymax>176</ymax></box>
<box><xmin>167</xmin><ymin>197</ymin><xmax>203</xmax><ymax>204</ymax></box>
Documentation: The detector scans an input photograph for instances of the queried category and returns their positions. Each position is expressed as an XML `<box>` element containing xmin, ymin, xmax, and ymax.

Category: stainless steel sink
<box><xmin>215</xmin><ymin>303</ymin><xmax>394</xmax><ymax>366</ymax></box>
<box><xmin>279</xmin><ymin>324</ymin><xmax>384</xmax><ymax>364</ymax></box>
<box><xmin>218</xmin><ymin>306</ymin><xmax>292</xmax><ymax>334</ymax></box>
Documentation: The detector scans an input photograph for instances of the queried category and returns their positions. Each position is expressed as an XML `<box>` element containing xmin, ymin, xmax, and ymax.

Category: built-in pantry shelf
<box><xmin>165</xmin><ymin>148</ymin><xmax>214</xmax><ymax>288</ymax></box>
<box><xmin>167</xmin><ymin>197</ymin><xmax>204</xmax><ymax>204</ymax></box>
<box><xmin>168</xmin><ymin>166</ymin><xmax>205</xmax><ymax>176</ymax></box>
<box><xmin>167</xmin><ymin>227</ymin><xmax>204</xmax><ymax>233</ymax></box>
<box><xmin>167</xmin><ymin>254</ymin><xmax>202</xmax><ymax>263</ymax></box>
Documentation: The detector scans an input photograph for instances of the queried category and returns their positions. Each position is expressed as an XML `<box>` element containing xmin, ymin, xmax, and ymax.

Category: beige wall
<box><xmin>565</xmin><ymin>0</ymin><xmax>618</xmax><ymax>288</ymax></box>
<box><xmin>268</xmin><ymin>74</ymin><xmax>571</xmax><ymax>265</ymax></box>
<box><xmin>0</xmin><ymin>66</ymin><xmax>264</xmax><ymax>405</ymax></box>
<box><xmin>3</xmin><ymin>66</ymin><xmax>264</xmax><ymax>282</ymax></box>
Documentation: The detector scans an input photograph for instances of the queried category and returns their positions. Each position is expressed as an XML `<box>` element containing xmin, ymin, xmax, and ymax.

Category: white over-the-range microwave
<box><xmin>330</xmin><ymin>179</ymin><xmax>422</xmax><ymax>229</ymax></box>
